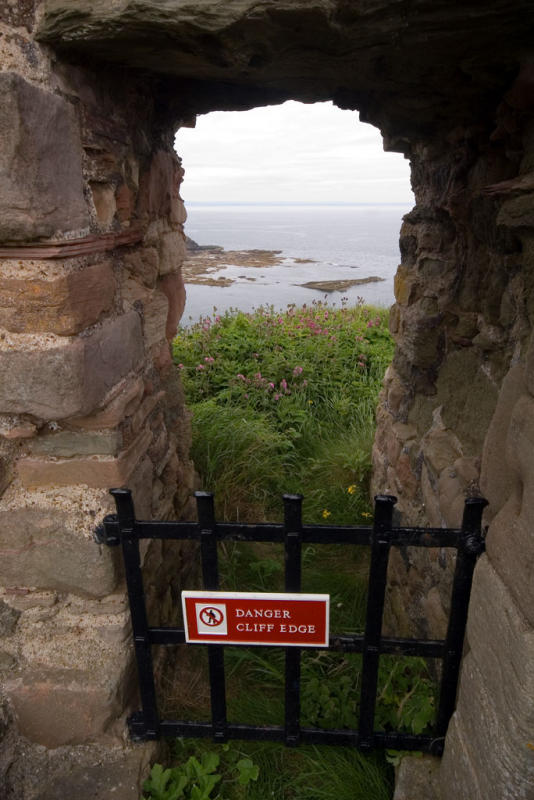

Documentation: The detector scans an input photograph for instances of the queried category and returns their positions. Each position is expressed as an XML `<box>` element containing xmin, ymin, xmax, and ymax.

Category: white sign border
<box><xmin>182</xmin><ymin>590</ymin><xmax>330</xmax><ymax>648</ymax></box>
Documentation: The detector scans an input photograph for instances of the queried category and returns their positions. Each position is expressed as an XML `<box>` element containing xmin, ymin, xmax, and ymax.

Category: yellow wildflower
<box><xmin>347</xmin><ymin>484</ymin><xmax>356</xmax><ymax>495</ymax></box>
<box><xmin>322</xmin><ymin>509</ymin><xmax>331</xmax><ymax>519</ymax></box>
<box><xmin>361</xmin><ymin>511</ymin><xmax>372</xmax><ymax>519</ymax></box>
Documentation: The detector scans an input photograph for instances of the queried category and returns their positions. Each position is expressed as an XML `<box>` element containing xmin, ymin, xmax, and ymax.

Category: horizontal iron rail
<box><xmin>128</xmin><ymin>715</ymin><xmax>444</xmax><ymax>756</ymax></box>
<box><xmin>147</xmin><ymin>626</ymin><xmax>444</xmax><ymax>657</ymax></box>
<box><xmin>98</xmin><ymin>517</ymin><xmax>462</xmax><ymax>548</ymax></box>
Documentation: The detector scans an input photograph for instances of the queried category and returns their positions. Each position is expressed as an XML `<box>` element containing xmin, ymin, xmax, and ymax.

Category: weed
<box><xmin>142</xmin><ymin>747</ymin><xmax>259</xmax><ymax>800</ymax></box>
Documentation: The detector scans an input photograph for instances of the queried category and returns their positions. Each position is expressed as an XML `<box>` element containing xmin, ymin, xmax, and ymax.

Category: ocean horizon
<box><xmin>181</xmin><ymin>202</ymin><xmax>410</xmax><ymax>322</ymax></box>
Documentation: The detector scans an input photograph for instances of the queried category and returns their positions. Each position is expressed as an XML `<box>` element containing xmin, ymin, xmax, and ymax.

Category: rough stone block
<box><xmin>486</xmin><ymin>496</ymin><xmax>534</xmax><ymax>628</ymax></box>
<box><xmin>82</xmin><ymin>312</ymin><xmax>145</xmax><ymax>412</ymax></box>
<box><xmin>68</xmin><ymin>375</ymin><xmax>144</xmax><ymax>430</ymax></box>
<box><xmin>443</xmin><ymin>556</ymin><xmax>534</xmax><ymax>799</ymax></box>
<box><xmin>138</xmin><ymin>149</ymin><xmax>183</xmax><ymax>222</ymax></box>
<box><xmin>0</xmin><ymin>333</ymin><xmax>86</xmax><ymax>419</ymax></box>
<box><xmin>37</xmin><ymin>748</ymin><xmax>154</xmax><ymax>800</ymax></box>
<box><xmin>90</xmin><ymin>181</ymin><xmax>117</xmax><ymax>225</ymax></box>
<box><xmin>396</xmin><ymin>299</ymin><xmax>443</xmax><ymax>368</ymax></box>
<box><xmin>0</xmin><ymin>73</ymin><xmax>89</xmax><ymax>241</ymax></box>
<box><xmin>5</xmin><ymin>669</ymin><xmax>123</xmax><ymax>747</ymax></box>
<box><xmin>128</xmin><ymin>455</ymin><xmax>154</xmax><ymax>519</ymax></box>
<box><xmin>0</xmin><ymin>504</ymin><xmax>118</xmax><ymax>596</ymax></box>
<box><xmin>143</xmin><ymin>290</ymin><xmax>169</xmax><ymax>349</ymax></box>
<box><xmin>440</xmin><ymin>714</ymin><xmax>483</xmax><ymax>800</ymax></box>
<box><xmin>17</xmin><ymin>427</ymin><xmax>152</xmax><ymax>489</ymax></box>
<box><xmin>0</xmin><ymin>311</ymin><xmax>144</xmax><ymax>419</ymax></box>
<box><xmin>422</xmin><ymin>428</ymin><xmax>462</xmax><ymax>475</ymax></box>
<box><xmin>0</xmin><ymin>260</ymin><xmax>116</xmax><ymax>335</ymax></box>
<box><xmin>480</xmin><ymin>364</ymin><xmax>525</xmax><ymax>519</ymax></box>
<box><xmin>437</xmin><ymin>468</ymin><xmax>467</xmax><ymax>528</ymax></box>
<box><xmin>123</xmin><ymin>247</ymin><xmax>159</xmax><ymax>287</ymax></box>
<box><xmin>159</xmin><ymin>230</ymin><xmax>187</xmax><ymax>276</ymax></box>
<box><xmin>30</xmin><ymin>430</ymin><xmax>121</xmax><ymax>457</ymax></box>
<box><xmin>435</xmin><ymin>349</ymin><xmax>499</xmax><ymax>456</ymax></box>
<box><xmin>159</xmin><ymin>271</ymin><xmax>186</xmax><ymax>338</ymax></box>
<box><xmin>394</xmin><ymin>265</ymin><xmax>418</xmax><ymax>305</ymax></box>
<box><xmin>497</xmin><ymin>194</ymin><xmax>534</xmax><ymax>229</ymax></box>
<box><xmin>394</xmin><ymin>756</ymin><xmax>441</xmax><ymax>800</ymax></box>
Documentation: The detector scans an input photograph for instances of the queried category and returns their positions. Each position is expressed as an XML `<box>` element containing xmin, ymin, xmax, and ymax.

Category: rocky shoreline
<box><xmin>183</xmin><ymin>237</ymin><xmax>384</xmax><ymax>291</ymax></box>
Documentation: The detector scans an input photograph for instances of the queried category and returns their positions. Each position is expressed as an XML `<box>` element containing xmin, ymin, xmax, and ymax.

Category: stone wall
<box><xmin>0</xmin><ymin>6</ymin><xmax>195</xmax><ymax>796</ymax></box>
<box><xmin>373</xmin><ymin>70</ymin><xmax>534</xmax><ymax>797</ymax></box>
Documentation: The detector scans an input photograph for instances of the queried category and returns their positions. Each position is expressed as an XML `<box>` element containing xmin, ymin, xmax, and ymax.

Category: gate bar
<box><xmin>358</xmin><ymin>494</ymin><xmax>397</xmax><ymax>750</ymax></box>
<box><xmin>196</xmin><ymin>491</ymin><xmax>228</xmax><ymax>742</ymax></box>
<box><xmin>110</xmin><ymin>488</ymin><xmax>159</xmax><ymax>739</ymax></box>
<box><xmin>283</xmin><ymin>494</ymin><xmax>303</xmax><ymax>746</ymax></box>
<box><xmin>435</xmin><ymin>496</ymin><xmax>487</xmax><ymax>737</ymax></box>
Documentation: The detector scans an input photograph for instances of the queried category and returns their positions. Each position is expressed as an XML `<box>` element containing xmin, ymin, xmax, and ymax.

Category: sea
<box><xmin>181</xmin><ymin>203</ymin><xmax>412</xmax><ymax>323</ymax></box>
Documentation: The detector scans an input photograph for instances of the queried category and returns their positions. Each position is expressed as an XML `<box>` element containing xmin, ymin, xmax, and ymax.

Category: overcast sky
<box><xmin>174</xmin><ymin>100</ymin><xmax>413</xmax><ymax>204</ymax></box>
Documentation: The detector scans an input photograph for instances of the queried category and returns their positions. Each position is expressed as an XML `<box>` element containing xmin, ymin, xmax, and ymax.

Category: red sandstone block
<box><xmin>17</xmin><ymin>427</ymin><xmax>152</xmax><ymax>489</ymax></box>
<box><xmin>0</xmin><ymin>261</ymin><xmax>116</xmax><ymax>335</ymax></box>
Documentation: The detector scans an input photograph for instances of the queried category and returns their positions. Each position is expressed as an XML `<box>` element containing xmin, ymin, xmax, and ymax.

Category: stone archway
<box><xmin>1</xmin><ymin>3</ymin><xmax>534</xmax><ymax>798</ymax></box>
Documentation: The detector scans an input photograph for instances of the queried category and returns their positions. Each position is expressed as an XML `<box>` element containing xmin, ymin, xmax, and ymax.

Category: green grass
<box><xmin>173</xmin><ymin>298</ymin><xmax>394</xmax><ymax>523</ymax></box>
<box><xmin>166</xmin><ymin>738</ymin><xmax>393</xmax><ymax>800</ymax></box>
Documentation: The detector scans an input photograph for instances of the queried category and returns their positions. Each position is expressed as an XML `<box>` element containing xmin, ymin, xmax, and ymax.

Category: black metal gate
<box><xmin>96</xmin><ymin>489</ymin><xmax>486</xmax><ymax>756</ymax></box>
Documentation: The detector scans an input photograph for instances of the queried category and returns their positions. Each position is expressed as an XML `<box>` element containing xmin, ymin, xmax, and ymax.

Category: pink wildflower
<box><xmin>204</xmin><ymin>356</ymin><xmax>215</xmax><ymax>363</ymax></box>
<box><xmin>177</xmin><ymin>363</ymin><xmax>184</xmax><ymax>370</ymax></box>
<box><xmin>236</xmin><ymin>374</ymin><xmax>246</xmax><ymax>381</ymax></box>
<box><xmin>274</xmin><ymin>393</ymin><xmax>281</xmax><ymax>401</ymax></box>
<box><xmin>293</xmin><ymin>366</ymin><xmax>303</xmax><ymax>376</ymax></box>
<box><xmin>196</xmin><ymin>364</ymin><xmax>205</xmax><ymax>371</ymax></box>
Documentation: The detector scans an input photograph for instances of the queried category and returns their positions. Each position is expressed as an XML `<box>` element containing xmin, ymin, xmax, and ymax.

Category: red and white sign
<box><xmin>182</xmin><ymin>591</ymin><xmax>329</xmax><ymax>647</ymax></box>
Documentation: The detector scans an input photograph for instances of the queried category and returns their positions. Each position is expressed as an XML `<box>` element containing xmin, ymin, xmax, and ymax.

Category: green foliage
<box><xmin>157</xmin><ymin>738</ymin><xmax>392</xmax><ymax>800</ymax></box>
<box><xmin>300</xmin><ymin>653</ymin><xmax>437</xmax><ymax>737</ymax></box>
<box><xmin>173</xmin><ymin>299</ymin><xmax>394</xmax><ymax>522</ymax></box>
<box><xmin>142</xmin><ymin>747</ymin><xmax>258</xmax><ymax>800</ymax></box>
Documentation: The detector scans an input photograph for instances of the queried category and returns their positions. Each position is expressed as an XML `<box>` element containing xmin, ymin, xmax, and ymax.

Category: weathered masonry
<box><xmin>1</xmin><ymin>3</ymin><xmax>533</xmax><ymax>799</ymax></box>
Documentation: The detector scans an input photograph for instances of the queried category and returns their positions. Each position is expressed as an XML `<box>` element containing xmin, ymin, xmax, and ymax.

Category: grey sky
<box><xmin>175</xmin><ymin>101</ymin><xmax>413</xmax><ymax>204</ymax></box>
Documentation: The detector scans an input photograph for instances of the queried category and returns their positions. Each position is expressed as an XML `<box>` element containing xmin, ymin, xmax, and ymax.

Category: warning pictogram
<box><xmin>199</xmin><ymin>606</ymin><xmax>224</xmax><ymax>626</ymax></box>
<box><xmin>195</xmin><ymin>602</ymin><xmax>228</xmax><ymax>635</ymax></box>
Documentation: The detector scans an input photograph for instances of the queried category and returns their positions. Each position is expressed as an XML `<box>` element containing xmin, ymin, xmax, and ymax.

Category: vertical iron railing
<box><xmin>96</xmin><ymin>489</ymin><xmax>487</xmax><ymax>753</ymax></box>
<box><xmin>358</xmin><ymin>495</ymin><xmax>396</xmax><ymax>751</ymax></box>
<box><xmin>283</xmin><ymin>494</ymin><xmax>303</xmax><ymax>746</ymax></box>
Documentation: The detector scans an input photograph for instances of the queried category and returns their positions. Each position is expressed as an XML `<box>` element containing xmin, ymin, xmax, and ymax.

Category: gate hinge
<box><xmin>94</xmin><ymin>514</ymin><xmax>120</xmax><ymax>546</ymax></box>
